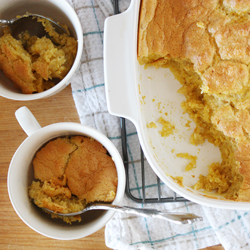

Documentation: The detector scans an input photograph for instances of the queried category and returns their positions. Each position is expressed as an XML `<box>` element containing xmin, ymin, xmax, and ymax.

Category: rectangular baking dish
<box><xmin>103</xmin><ymin>0</ymin><xmax>250</xmax><ymax>209</ymax></box>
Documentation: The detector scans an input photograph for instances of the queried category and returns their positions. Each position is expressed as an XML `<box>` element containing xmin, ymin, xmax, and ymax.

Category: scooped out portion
<box><xmin>28</xmin><ymin>136</ymin><xmax>118</xmax><ymax>224</ymax></box>
<box><xmin>0</xmin><ymin>17</ymin><xmax>77</xmax><ymax>94</ymax></box>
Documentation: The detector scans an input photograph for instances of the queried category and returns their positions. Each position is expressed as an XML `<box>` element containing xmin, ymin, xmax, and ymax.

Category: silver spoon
<box><xmin>0</xmin><ymin>13</ymin><xmax>69</xmax><ymax>39</ymax></box>
<box><xmin>44</xmin><ymin>203</ymin><xmax>203</xmax><ymax>224</ymax></box>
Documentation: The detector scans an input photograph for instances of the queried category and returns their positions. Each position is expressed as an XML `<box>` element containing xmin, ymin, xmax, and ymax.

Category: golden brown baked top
<box><xmin>65</xmin><ymin>136</ymin><xmax>118</xmax><ymax>203</ymax></box>
<box><xmin>138</xmin><ymin>0</ymin><xmax>250</xmax><ymax>72</ymax></box>
<box><xmin>0</xmin><ymin>18</ymin><xmax>77</xmax><ymax>94</ymax></box>
<box><xmin>138</xmin><ymin>0</ymin><xmax>250</xmax><ymax>201</ymax></box>
<box><xmin>33</xmin><ymin>137</ymin><xmax>77</xmax><ymax>182</ymax></box>
<box><xmin>138</xmin><ymin>0</ymin><xmax>218</xmax><ymax>71</ymax></box>
<box><xmin>33</xmin><ymin>136</ymin><xmax>118</xmax><ymax>202</ymax></box>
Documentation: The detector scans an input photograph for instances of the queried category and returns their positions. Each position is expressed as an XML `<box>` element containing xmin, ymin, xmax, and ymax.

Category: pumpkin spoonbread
<box><xmin>29</xmin><ymin>136</ymin><xmax>118</xmax><ymax>224</ymax></box>
<box><xmin>138</xmin><ymin>0</ymin><xmax>250</xmax><ymax>201</ymax></box>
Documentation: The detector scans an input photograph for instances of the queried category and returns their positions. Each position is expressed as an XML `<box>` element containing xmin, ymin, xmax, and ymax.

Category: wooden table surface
<box><xmin>0</xmin><ymin>85</ymin><xmax>224</xmax><ymax>250</ymax></box>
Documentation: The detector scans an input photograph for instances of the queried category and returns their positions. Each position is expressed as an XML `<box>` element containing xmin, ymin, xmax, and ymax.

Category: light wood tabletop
<box><xmin>0</xmin><ymin>85</ymin><xmax>224</xmax><ymax>250</ymax></box>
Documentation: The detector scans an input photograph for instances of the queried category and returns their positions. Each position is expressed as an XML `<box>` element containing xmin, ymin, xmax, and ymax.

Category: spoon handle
<box><xmin>44</xmin><ymin>203</ymin><xmax>202</xmax><ymax>224</ymax></box>
<box><xmin>86</xmin><ymin>204</ymin><xmax>202</xmax><ymax>224</ymax></box>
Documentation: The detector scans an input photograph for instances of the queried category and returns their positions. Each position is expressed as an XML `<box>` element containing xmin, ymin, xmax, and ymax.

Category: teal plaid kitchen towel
<box><xmin>67</xmin><ymin>0</ymin><xmax>250</xmax><ymax>249</ymax></box>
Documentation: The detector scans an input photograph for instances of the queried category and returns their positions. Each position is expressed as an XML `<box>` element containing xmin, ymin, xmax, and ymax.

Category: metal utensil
<box><xmin>0</xmin><ymin>13</ymin><xmax>69</xmax><ymax>39</ymax></box>
<box><xmin>44</xmin><ymin>203</ymin><xmax>203</xmax><ymax>224</ymax></box>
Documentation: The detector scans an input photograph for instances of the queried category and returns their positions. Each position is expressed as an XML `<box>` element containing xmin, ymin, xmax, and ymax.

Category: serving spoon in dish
<box><xmin>0</xmin><ymin>13</ymin><xmax>69</xmax><ymax>39</ymax></box>
<box><xmin>44</xmin><ymin>203</ymin><xmax>203</xmax><ymax>225</ymax></box>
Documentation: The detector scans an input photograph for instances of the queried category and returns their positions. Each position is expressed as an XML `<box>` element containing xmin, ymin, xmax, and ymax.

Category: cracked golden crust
<box><xmin>33</xmin><ymin>136</ymin><xmax>117</xmax><ymax>203</ymax></box>
<box><xmin>215</xmin><ymin>20</ymin><xmax>250</xmax><ymax>64</ymax></box>
<box><xmin>202</xmin><ymin>61</ymin><xmax>249</xmax><ymax>94</ymax></box>
<box><xmin>65</xmin><ymin>136</ymin><xmax>118</xmax><ymax>202</ymax></box>
<box><xmin>211</xmin><ymin>106</ymin><xmax>244</xmax><ymax>138</ymax></box>
<box><xmin>223</xmin><ymin>0</ymin><xmax>250</xmax><ymax>12</ymax></box>
<box><xmin>33</xmin><ymin>137</ymin><xmax>77</xmax><ymax>182</ymax></box>
<box><xmin>137</xmin><ymin>0</ymin><xmax>218</xmax><ymax>71</ymax></box>
<box><xmin>138</xmin><ymin>0</ymin><xmax>250</xmax><ymax>72</ymax></box>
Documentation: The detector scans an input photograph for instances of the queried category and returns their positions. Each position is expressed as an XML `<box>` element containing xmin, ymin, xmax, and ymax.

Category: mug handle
<box><xmin>15</xmin><ymin>106</ymin><xmax>42</xmax><ymax>136</ymax></box>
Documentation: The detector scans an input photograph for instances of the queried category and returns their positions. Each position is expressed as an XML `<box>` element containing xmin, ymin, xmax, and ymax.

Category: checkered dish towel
<box><xmin>67</xmin><ymin>0</ymin><xmax>250</xmax><ymax>249</ymax></box>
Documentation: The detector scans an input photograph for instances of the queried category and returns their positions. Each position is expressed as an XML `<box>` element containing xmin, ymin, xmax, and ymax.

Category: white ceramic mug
<box><xmin>7</xmin><ymin>106</ymin><xmax>125</xmax><ymax>240</ymax></box>
<box><xmin>0</xmin><ymin>0</ymin><xmax>83</xmax><ymax>101</ymax></box>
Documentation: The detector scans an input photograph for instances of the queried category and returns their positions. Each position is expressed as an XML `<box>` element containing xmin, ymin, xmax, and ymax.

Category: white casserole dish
<box><xmin>103</xmin><ymin>0</ymin><xmax>250</xmax><ymax>209</ymax></box>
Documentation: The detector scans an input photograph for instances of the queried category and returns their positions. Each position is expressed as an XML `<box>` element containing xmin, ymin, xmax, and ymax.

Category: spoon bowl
<box><xmin>44</xmin><ymin>203</ymin><xmax>203</xmax><ymax>225</ymax></box>
<box><xmin>0</xmin><ymin>13</ymin><xmax>69</xmax><ymax>39</ymax></box>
